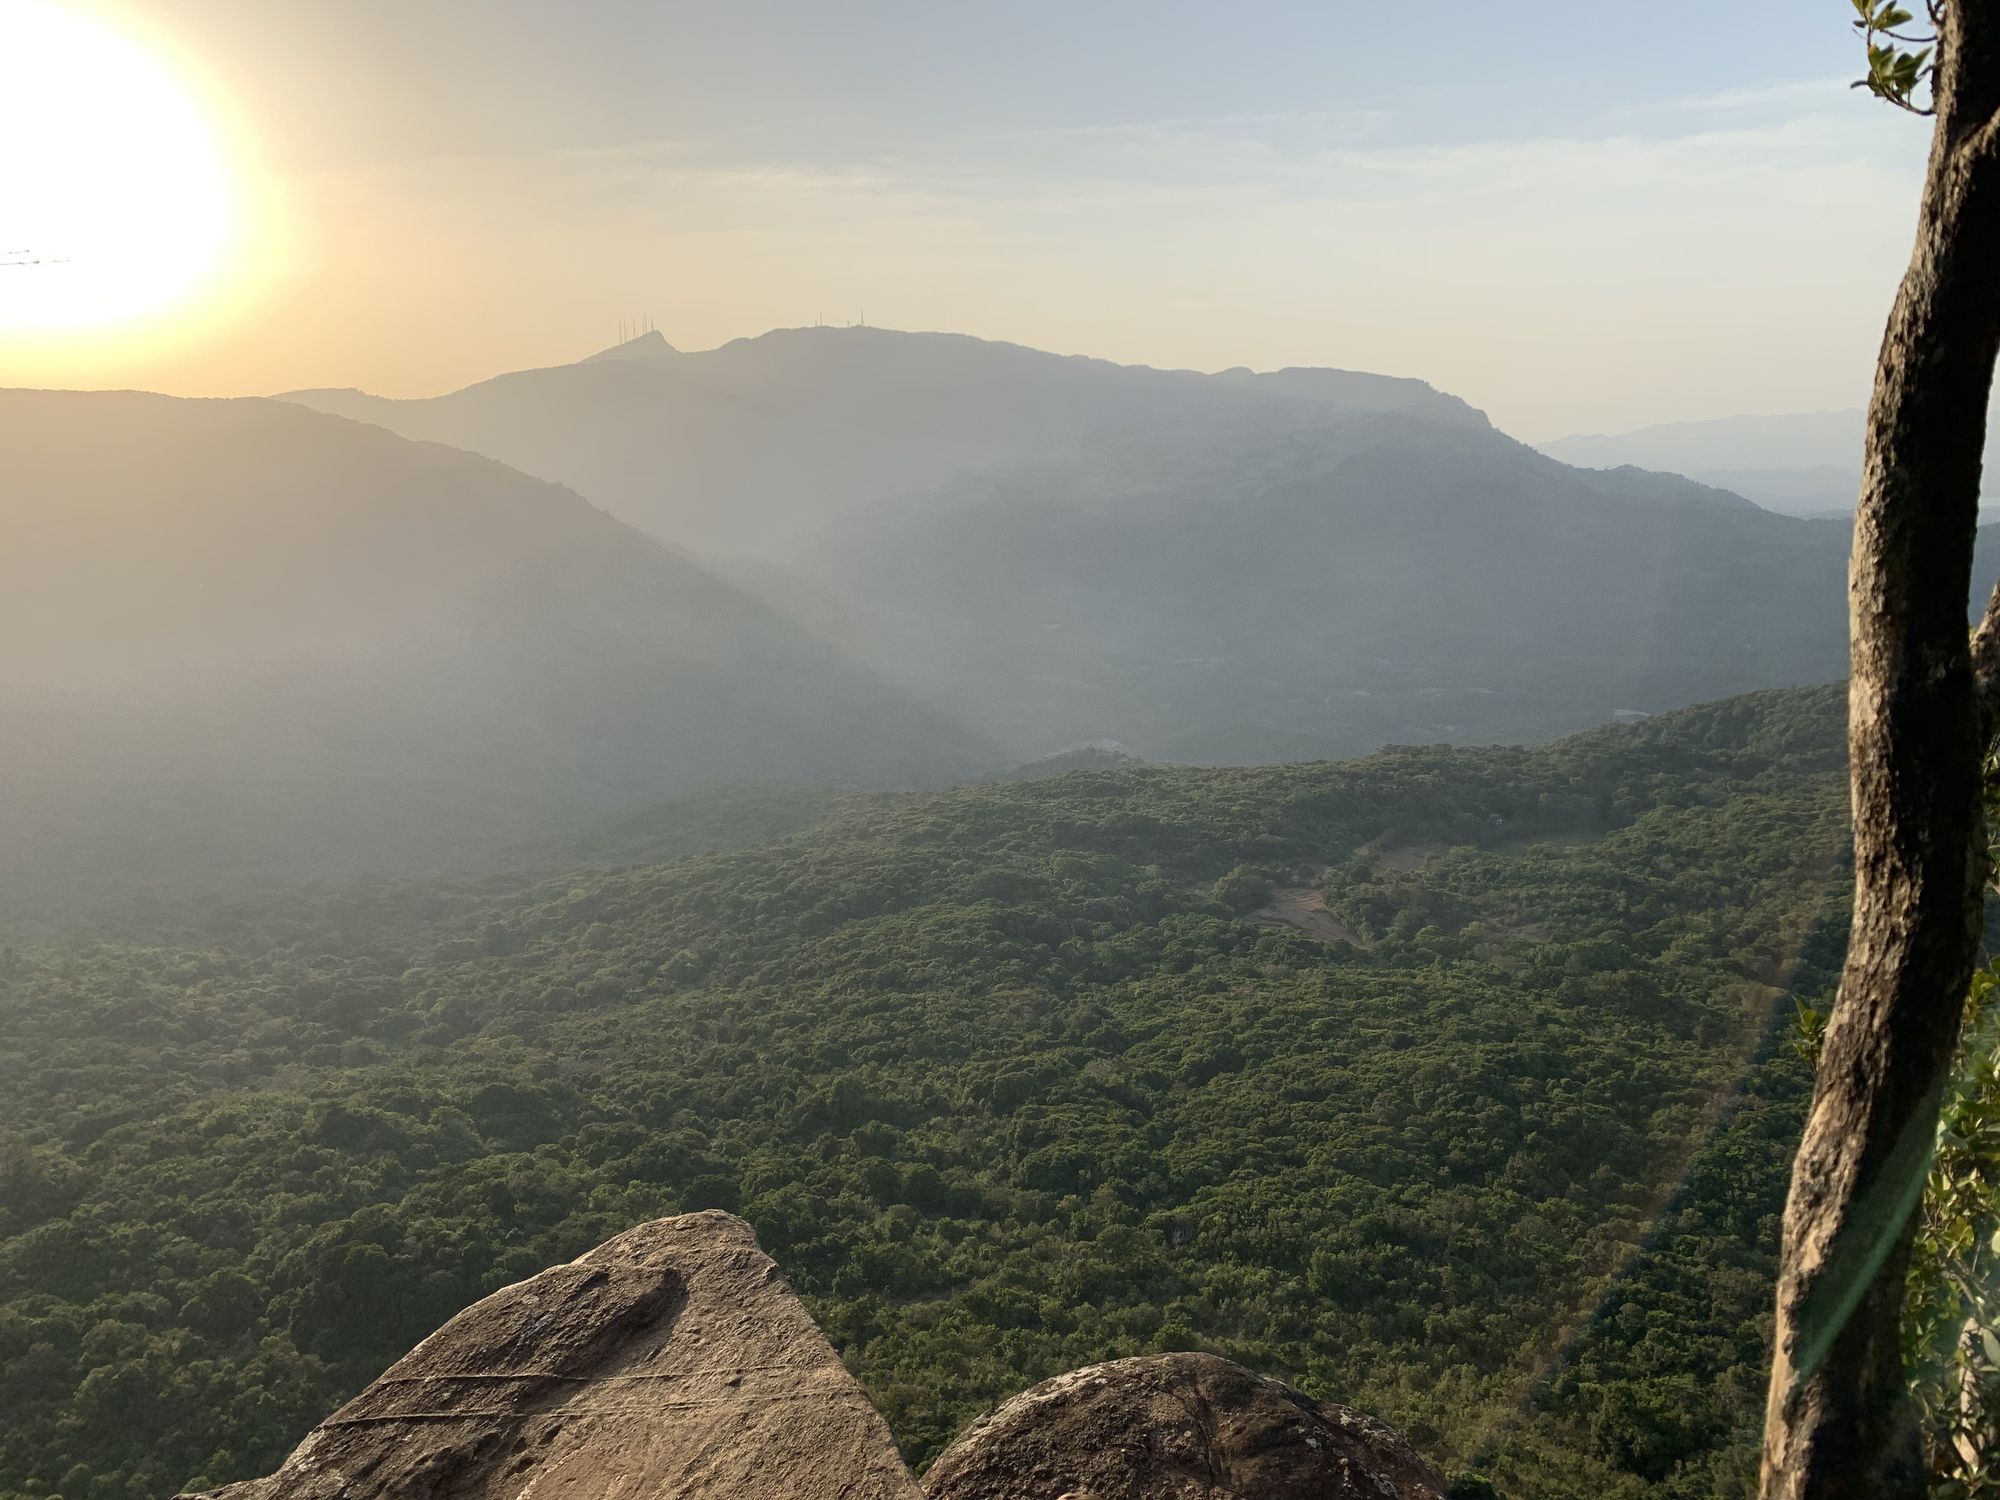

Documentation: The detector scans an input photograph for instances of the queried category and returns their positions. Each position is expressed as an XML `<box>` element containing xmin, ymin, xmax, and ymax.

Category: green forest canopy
<box><xmin>0</xmin><ymin>685</ymin><xmax>1855</xmax><ymax>1499</ymax></box>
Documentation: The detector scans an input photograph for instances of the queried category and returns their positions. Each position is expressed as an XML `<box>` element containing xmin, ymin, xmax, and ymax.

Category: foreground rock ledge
<box><xmin>922</xmin><ymin>1352</ymin><xmax>1448</xmax><ymax>1500</ymax></box>
<box><xmin>178</xmin><ymin>1210</ymin><xmax>920</xmax><ymax>1500</ymax></box>
<box><xmin>178</xmin><ymin>1212</ymin><xmax>1445</xmax><ymax>1500</ymax></box>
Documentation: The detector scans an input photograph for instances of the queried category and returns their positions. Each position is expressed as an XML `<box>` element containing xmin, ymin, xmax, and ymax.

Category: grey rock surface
<box><xmin>176</xmin><ymin>1210</ymin><xmax>919</xmax><ymax>1500</ymax></box>
<box><xmin>174</xmin><ymin>1219</ymin><xmax>1447</xmax><ymax>1500</ymax></box>
<box><xmin>921</xmin><ymin>1352</ymin><xmax>1450</xmax><ymax>1500</ymax></box>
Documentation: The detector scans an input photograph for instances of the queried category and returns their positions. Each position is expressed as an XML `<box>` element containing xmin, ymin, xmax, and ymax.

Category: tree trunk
<box><xmin>1761</xmin><ymin>8</ymin><xmax>2000</xmax><ymax>1497</ymax></box>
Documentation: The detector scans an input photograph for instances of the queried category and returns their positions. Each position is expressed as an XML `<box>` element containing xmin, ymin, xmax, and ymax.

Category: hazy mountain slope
<box><xmin>284</xmin><ymin>328</ymin><xmax>2000</xmax><ymax>765</ymax></box>
<box><xmin>284</xmin><ymin>326</ymin><xmax>1487</xmax><ymax>559</ymax></box>
<box><xmin>814</xmin><ymin>409</ymin><xmax>1889</xmax><ymax>761</ymax></box>
<box><xmin>1538</xmin><ymin>408</ymin><xmax>2000</xmax><ymax>517</ymax></box>
<box><xmin>0</xmin><ymin>391</ymin><xmax>989</xmax><ymax>907</ymax></box>
<box><xmin>1541</xmin><ymin>410</ymin><xmax>1866</xmax><ymax>475</ymax></box>
<box><xmin>1538</xmin><ymin>411</ymin><xmax>1870</xmax><ymax>517</ymax></box>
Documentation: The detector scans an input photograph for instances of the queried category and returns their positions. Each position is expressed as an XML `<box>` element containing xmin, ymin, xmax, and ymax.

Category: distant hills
<box><xmin>1539</xmin><ymin>410</ymin><xmax>1868</xmax><ymax>517</ymax></box>
<box><xmin>0</xmin><ymin>391</ymin><xmax>988</xmax><ymax>908</ymax></box>
<box><xmin>1539</xmin><ymin>407</ymin><xmax>2000</xmax><ymax>518</ymax></box>
<box><xmin>284</xmin><ymin>327</ymin><xmax>1488</xmax><ymax>560</ymax></box>
<box><xmin>20</xmin><ymin>329</ymin><xmax>2000</xmax><ymax>904</ymax></box>
<box><xmin>815</xmin><ymin>405</ymin><xmax>1881</xmax><ymax>762</ymax></box>
<box><xmin>290</xmin><ymin>327</ymin><xmax>1996</xmax><ymax>766</ymax></box>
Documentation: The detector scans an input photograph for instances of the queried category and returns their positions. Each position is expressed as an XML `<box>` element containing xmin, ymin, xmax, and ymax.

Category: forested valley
<box><xmin>0</xmin><ymin>685</ymin><xmax>1854</xmax><ymax>1499</ymax></box>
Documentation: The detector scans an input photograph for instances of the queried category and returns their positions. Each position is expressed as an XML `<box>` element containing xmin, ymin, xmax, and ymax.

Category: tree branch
<box><xmin>1760</xmin><ymin>4</ymin><xmax>2000</xmax><ymax>1495</ymax></box>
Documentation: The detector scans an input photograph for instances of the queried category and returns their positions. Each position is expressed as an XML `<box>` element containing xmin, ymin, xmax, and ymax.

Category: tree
<box><xmin>1903</xmin><ymin>943</ymin><xmax>2000</xmax><ymax>1492</ymax></box>
<box><xmin>1761</xmin><ymin>5</ymin><xmax>2000</xmax><ymax>1496</ymax></box>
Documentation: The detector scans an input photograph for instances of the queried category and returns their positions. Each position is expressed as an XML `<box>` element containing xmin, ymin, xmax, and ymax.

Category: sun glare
<box><xmin>0</xmin><ymin>1</ymin><xmax>239</xmax><ymax>336</ymax></box>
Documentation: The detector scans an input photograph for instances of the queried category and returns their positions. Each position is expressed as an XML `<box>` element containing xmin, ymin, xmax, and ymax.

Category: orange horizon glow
<box><xmin>0</xmin><ymin>1</ymin><xmax>1932</xmax><ymax>439</ymax></box>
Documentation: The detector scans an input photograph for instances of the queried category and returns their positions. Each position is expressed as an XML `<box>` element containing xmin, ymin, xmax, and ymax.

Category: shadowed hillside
<box><xmin>0</xmin><ymin>391</ymin><xmax>991</xmax><ymax>910</ymax></box>
<box><xmin>814</xmin><ymin>404</ymin><xmax>1903</xmax><ymax>761</ymax></box>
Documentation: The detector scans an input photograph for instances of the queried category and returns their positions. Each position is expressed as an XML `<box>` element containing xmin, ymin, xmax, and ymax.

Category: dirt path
<box><xmin>1248</xmin><ymin>887</ymin><xmax>1367</xmax><ymax>947</ymax></box>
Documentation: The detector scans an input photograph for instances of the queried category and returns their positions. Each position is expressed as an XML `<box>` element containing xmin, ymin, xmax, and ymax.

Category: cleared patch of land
<box><xmin>1249</xmin><ymin>887</ymin><xmax>1368</xmax><ymax>946</ymax></box>
<box><xmin>1370</xmin><ymin>840</ymin><xmax>1450</xmax><ymax>873</ymax></box>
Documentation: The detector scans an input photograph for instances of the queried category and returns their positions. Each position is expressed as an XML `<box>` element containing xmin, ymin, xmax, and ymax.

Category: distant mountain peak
<box><xmin>581</xmin><ymin>329</ymin><xmax>678</xmax><ymax>363</ymax></box>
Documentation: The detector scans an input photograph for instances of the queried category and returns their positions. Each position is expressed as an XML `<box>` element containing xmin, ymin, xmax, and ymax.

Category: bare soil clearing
<box><xmin>1370</xmin><ymin>840</ymin><xmax>1450</xmax><ymax>873</ymax></box>
<box><xmin>1249</xmin><ymin>887</ymin><xmax>1368</xmax><ymax>947</ymax></box>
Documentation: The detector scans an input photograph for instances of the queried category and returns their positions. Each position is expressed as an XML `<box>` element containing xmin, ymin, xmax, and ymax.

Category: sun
<box><xmin>0</xmin><ymin>1</ymin><xmax>239</xmax><ymax>335</ymax></box>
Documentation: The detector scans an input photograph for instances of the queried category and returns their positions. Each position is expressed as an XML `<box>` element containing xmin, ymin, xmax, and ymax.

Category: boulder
<box><xmin>177</xmin><ymin>1210</ymin><xmax>919</xmax><ymax>1500</ymax></box>
<box><xmin>173</xmin><ymin>1218</ymin><xmax>1447</xmax><ymax>1500</ymax></box>
<box><xmin>920</xmin><ymin>1352</ymin><xmax>1449</xmax><ymax>1500</ymax></box>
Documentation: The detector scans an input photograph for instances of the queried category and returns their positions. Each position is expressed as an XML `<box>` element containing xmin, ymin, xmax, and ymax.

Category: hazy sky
<box><xmin>5</xmin><ymin>0</ymin><xmax>1933</xmax><ymax>437</ymax></box>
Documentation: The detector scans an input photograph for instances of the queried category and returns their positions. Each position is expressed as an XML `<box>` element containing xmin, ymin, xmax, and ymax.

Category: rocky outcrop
<box><xmin>176</xmin><ymin>1211</ymin><xmax>920</xmax><ymax>1500</ymax></box>
<box><xmin>178</xmin><ymin>1216</ymin><xmax>1445</xmax><ymax>1500</ymax></box>
<box><xmin>921</xmin><ymin>1353</ymin><xmax>1449</xmax><ymax>1500</ymax></box>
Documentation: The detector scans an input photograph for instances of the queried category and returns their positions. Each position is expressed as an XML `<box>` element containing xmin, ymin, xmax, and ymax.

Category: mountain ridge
<box><xmin>1537</xmin><ymin>410</ymin><xmax>1872</xmax><ymax>517</ymax></box>
<box><xmin>280</xmin><ymin>324</ymin><xmax>1499</xmax><ymax>559</ymax></box>
<box><xmin>275</xmin><ymin>324</ymin><xmax>1923</xmax><ymax>767</ymax></box>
